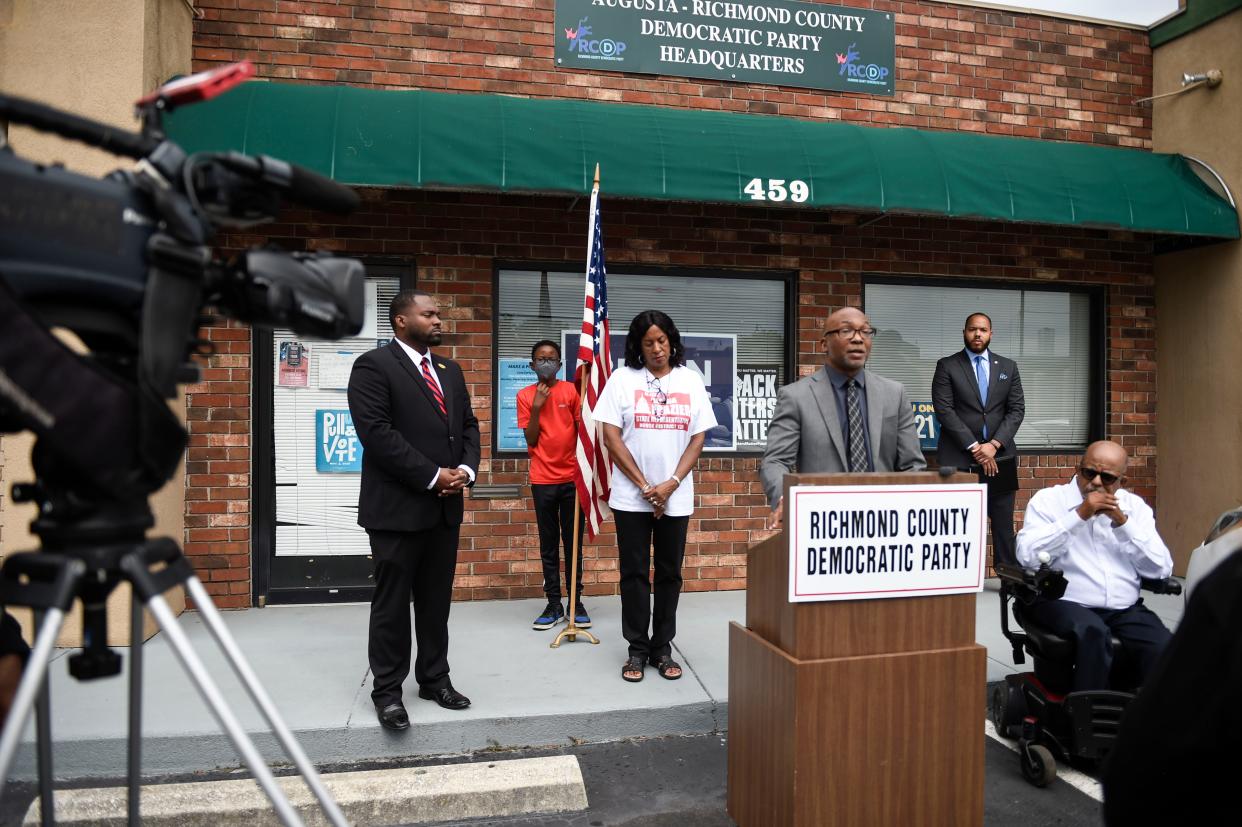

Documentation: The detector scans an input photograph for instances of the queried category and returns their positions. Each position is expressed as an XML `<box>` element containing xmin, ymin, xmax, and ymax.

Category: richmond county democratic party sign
<box><xmin>788</xmin><ymin>484</ymin><xmax>987</xmax><ymax>602</ymax></box>
<box><xmin>555</xmin><ymin>0</ymin><xmax>894</xmax><ymax>95</ymax></box>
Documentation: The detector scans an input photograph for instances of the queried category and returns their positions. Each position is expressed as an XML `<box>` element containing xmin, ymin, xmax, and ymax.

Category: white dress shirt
<box><xmin>1016</xmin><ymin>479</ymin><xmax>1172</xmax><ymax>610</ymax></box>
<box><xmin>395</xmin><ymin>337</ymin><xmax>444</xmax><ymax>395</ymax></box>
<box><xmin>966</xmin><ymin>347</ymin><xmax>991</xmax><ymax>386</ymax></box>
<box><xmin>393</xmin><ymin>337</ymin><xmax>475</xmax><ymax>489</ymax></box>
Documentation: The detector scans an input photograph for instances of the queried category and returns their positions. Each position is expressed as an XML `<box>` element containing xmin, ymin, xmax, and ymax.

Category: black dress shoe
<box><xmin>376</xmin><ymin>702</ymin><xmax>410</xmax><ymax>731</ymax></box>
<box><xmin>418</xmin><ymin>684</ymin><xmax>471</xmax><ymax>710</ymax></box>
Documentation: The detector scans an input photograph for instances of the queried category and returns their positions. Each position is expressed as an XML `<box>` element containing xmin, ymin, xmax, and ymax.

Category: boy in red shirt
<box><xmin>516</xmin><ymin>341</ymin><xmax>590</xmax><ymax>630</ymax></box>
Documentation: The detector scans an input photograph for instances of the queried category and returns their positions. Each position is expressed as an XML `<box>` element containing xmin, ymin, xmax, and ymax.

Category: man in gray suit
<box><xmin>761</xmin><ymin>306</ymin><xmax>926</xmax><ymax>528</ymax></box>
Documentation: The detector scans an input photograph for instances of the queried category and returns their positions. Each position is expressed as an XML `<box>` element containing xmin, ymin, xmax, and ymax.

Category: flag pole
<box><xmin>553</xmin><ymin>164</ymin><xmax>603</xmax><ymax>649</ymax></box>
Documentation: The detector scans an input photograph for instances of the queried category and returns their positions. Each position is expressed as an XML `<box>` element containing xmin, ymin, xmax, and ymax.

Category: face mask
<box><xmin>533</xmin><ymin>360</ymin><xmax>559</xmax><ymax>380</ymax></box>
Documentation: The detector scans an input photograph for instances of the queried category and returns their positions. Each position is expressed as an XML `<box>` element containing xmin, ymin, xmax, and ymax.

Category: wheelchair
<box><xmin>989</xmin><ymin>560</ymin><xmax>1181</xmax><ymax>787</ymax></box>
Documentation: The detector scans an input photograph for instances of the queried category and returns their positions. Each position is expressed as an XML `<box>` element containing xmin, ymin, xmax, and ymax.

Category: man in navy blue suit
<box><xmin>932</xmin><ymin>312</ymin><xmax>1025</xmax><ymax>568</ymax></box>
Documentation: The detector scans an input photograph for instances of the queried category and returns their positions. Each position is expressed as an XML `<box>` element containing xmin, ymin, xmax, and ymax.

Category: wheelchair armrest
<box><xmin>994</xmin><ymin>563</ymin><xmax>1033</xmax><ymax>587</ymax></box>
<box><xmin>995</xmin><ymin>562</ymin><xmax>1068</xmax><ymax>605</ymax></box>
<box><xmin>1141</xmin><ymin>576</ymin><xmax>1182</xmax><ymax>596</ymax></box>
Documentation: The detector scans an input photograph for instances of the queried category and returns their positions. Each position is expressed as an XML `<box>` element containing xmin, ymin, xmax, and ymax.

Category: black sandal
<box><xmin>621</xmin><ymin>655</ymin><xmax>645</xmax><ymax>683</ymax></box>
<box><xmin>652</xmin><ymin>655</ymin><xmax>683</xmax><ymax>680</ymax></box>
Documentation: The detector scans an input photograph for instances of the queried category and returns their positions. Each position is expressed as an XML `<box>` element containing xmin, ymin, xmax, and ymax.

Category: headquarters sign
<box><xmin>555</xmin><ymin>0</ymin><xmax>895</xmax><ymax>95</ymax></box>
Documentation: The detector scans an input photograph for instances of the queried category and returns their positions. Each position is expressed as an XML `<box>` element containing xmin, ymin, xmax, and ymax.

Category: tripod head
<box><xmin>0</xmin><ymin>62</ymin><xmax>367</xmax><ymax>678</ymax></box>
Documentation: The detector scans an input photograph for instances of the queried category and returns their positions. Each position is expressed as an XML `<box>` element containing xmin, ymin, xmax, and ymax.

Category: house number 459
<box><xmin>744</xmin><ymin>178</ymin><xmax>810</xmax><ymax>203</ymax></box>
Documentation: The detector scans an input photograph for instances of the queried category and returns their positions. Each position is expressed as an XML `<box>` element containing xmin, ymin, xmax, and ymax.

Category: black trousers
<box><xmin>988</xmin><ymin>489</ymin><xmax>1017</xmax><ymax>569</ymax></box>
<box><xmin>1024</xmin><ymin>597</ymin><xmax>1171</xmax><ymax>692</ymax></box>
<box><xmin>614</xmin><ymin>509</ymin><xmax>690</xmax><ymax>661</ymax></box>
<box><xmin>531</xmin><ymin>482</ymin><xmax>585</xmax><ymax>603</ymax></box>
<box><xmin>367</xmin><ymin>525</ymin><xmax>459</xmax><ymax>708</ymax></box>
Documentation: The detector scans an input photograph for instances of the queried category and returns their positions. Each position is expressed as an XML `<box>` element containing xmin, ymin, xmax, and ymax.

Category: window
<box><xmin>495</xmin><ymin>267</ymin><xmax>791</xmax><ymax>454</ymax></box>
<box><xmin>272</xmin><ymin>270</ymin><xmax>403</xmax><ymax>559</ymax></box>
<box><xmin>863</xmin><ymin>279</ymin><xmax>1101</xmax><ymax>452</ymax></box>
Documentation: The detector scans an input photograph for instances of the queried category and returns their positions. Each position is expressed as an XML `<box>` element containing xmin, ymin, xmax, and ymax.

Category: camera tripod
<box><xmin>0</xmin><ymin>501</ymin><xmax>348</xmax><ymax>827</ymax></box>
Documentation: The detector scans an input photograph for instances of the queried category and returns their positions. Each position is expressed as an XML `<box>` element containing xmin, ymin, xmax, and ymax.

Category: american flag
<box><xmin>573</xmin><ymin>180</ymin><xmax>613</xmax><ymax>538</ymax></box>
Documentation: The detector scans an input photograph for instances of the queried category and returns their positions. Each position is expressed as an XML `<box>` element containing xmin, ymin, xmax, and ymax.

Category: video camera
<box><xmin>0</xmin><ymin>61</ymin><xmax>365</xmax><ymax>533</ymax></box>
<box><xmin>0</xmin><ymin>65</ymin><xmax>369</xmax><ymax>821</ymax></box>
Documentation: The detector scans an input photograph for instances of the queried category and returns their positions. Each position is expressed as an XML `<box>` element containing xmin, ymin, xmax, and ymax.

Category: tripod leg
<box><xmin>0</xmin><ymin>608</ymin><xmax>68</xmax><ymax>809</ymax></box>
<box><xmin>142</xmin><ymin>593</ymin><xmax>305</xmax><ymax>827</ymax></box>
<box><xmin>128</xmin><ymin>588</ymin><xmax>144</xmax><ymax>826</ymax></box>
<box><xmin>185</xmin><ymin>576</ymin><xmax>349</xmax><ymax>827</ymax></box>
<box><xmin>34</xmin><ymin>611</ymin><xmax>54</xmax><ymax>827</ymax></box>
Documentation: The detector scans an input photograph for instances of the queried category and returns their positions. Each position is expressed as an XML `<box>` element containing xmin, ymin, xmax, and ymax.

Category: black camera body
<box><xmin>0</xmin><ymin>148</ymin><xmax>156</xmax><ymax>331</ymax></box>
<box><xmin>0</xmin><ymin>61</ymin><xmax>366</xmax><ymax>522</ymax></box>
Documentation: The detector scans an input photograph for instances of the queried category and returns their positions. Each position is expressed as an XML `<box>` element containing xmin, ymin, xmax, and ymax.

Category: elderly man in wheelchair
<box><xmin>990</xmin><ymin>440</ymin><xmax>1180</xmax><ymax>786</ymax></box>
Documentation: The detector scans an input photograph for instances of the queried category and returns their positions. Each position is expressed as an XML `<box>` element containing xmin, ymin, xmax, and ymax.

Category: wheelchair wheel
<box><xmin>989</xmin><ymin>682</ymin><xmax>1023</xmax><ymax>738</ymax></box>
<box><xmin>1021</xmin><ymin>743</ymin><xmax>1057</xmax><ymax>788</ymax></box>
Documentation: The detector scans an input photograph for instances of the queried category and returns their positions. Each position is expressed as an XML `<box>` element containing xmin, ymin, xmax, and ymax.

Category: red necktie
<box><xmin>420</xmin><ymin>358</ymin><xmax>447</xmax><ymax>417</ymax></box>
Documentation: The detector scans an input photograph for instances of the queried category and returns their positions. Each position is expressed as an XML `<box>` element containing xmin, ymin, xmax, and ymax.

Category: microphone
<box><xmin>218</xmin><ymin>152</ymin><xmax>360</xmax><ymax>214</ymax></box>
<box><xmin>286</xmin><ymin>162</ymin><xmax>360</xmax><ymax>214</ymax></box>
<box><xmin>938</xmin><ymin>465</ymin><xmax>957</xmax><ymax>478</ymax></box>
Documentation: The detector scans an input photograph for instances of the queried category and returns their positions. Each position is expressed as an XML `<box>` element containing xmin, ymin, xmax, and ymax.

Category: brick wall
<box><xmin>191</xmin><ymin>0</ymin><xmax>1152</xmax><ymax>147</ymax></box>
<box><xmin>183</xmin><ymin>1</ymin><xmax>1159</xmax><ymax>604</ymax></box>
<box><xmin>183</xmin><ymin>323</ymin><xmax>254</xmax><ymax>607</ymax></box>
<box><xmin>184</xmin><ymin>192</ymin><xmax>1156</xmax><ymax>604</ymax></box>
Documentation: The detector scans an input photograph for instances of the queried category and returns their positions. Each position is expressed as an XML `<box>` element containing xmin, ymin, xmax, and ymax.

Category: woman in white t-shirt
<box><xmin>595</xmin><ymin>310</ymin><xmax>717</xmax><ymax>683</ymax></box>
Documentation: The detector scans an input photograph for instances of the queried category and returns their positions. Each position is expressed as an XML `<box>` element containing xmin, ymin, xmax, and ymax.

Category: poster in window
<box><xmin>494</xmin><ymin>333</ymin><xmax>743</xmax><ymax>452</ymax></box>
<box><xmin>316</xmin><ymin>409</ymin><xmax>362</xmax><ymax>472</ymax></box>
<box><xmin>497</xmin><ymin>358</ymin><xmax>536</xmax><ymax>452</ymax></box>
<box><xmin>278</xmin><ymin>341</ymin><xmax>310</xmax><ymax>387</ymax></box>
<box><xmin>910</xmin><ymin>400</ymin><xmax>940</xmax><ymax>451</ymax></box>
<box><xmin>318</xmin><ymin>350</ymin><xmax>359</xmax><ymax>390</ymax></box>
<box><xmin>558</xmin><ymin>330</ymin><xmax>737</xmax><ymax>451</ymax></box>
<box><xmin>735</xmin><ymin>365</ymin><xmax>779</xmax><ymax>450</ymax></box>
<box><xmin>359</xmin><ymin>281</ymin><xmax>379</xmax><ymax>340</ymax></box>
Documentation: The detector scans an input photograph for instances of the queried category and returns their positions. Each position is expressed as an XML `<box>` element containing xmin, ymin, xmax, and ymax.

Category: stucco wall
<box><xmin>1153</xmin><ymin>9</ymin><xmax>1242</xmax><ymax>571</ymax></box>
<box><xmin>0</xmin><ymin>0</ymin><xmax>194</xmax><ymax>640</ymax></box>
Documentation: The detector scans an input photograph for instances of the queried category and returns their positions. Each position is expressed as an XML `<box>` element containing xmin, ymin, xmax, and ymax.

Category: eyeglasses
<box><xmin>646</xmin><ymin>373</ymin><xmax>668</xmax><ymax>406</ymax></box>
<box><xmin>1078</xmin><ymin>466</ymin><xmax>1119</xmax><ymax>486</ymax></box>
<box><xmin>534</xmin><ymin>358</ymin><xmax>560</xmax><ymax>366</ymax></box>
<box><xmin>825</xmin><ymin>327</ymin><xmax>877</xmax><ymax>340</ymax></box>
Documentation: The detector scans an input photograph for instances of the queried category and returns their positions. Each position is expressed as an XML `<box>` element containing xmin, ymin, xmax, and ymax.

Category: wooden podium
<box><xmin>727</xmin><ymin>473</ymin><xmax>985</xmax><ymax>826</ymax></box>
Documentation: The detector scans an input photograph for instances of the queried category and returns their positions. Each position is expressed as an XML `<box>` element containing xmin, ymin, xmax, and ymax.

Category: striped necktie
<box><xmin>846</xmin><ymin>379</ymin><xmax>868</xmax><ymax>472</ymax></box>
<box><xmin>420</xmin><ymin>357</ymin><xmax>447</xmax><ymax>417</ymax></box>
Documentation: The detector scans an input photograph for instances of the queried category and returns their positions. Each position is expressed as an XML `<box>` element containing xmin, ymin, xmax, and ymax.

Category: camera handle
<box><xmin>0</xmin><ymin>541</ymin><xmax>349</xmax><ymax>827</ymax></box>
<box><xmin>0</xmin><ymin>90</ymin><xmax>359</xmax><ymax>216</ymax></box>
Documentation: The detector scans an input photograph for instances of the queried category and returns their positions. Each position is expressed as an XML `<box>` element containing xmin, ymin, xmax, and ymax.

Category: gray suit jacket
<box><xmin>760</xmin><ymin>367</ymin><xmax>927</xmax><ymax>507</ymax></box>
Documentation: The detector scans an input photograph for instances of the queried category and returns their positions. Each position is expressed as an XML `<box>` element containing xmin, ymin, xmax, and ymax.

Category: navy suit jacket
<box><xmin>931</xmin><ymin>350</ymin><xmax>1024</xmax><ymax>470</ymax></box>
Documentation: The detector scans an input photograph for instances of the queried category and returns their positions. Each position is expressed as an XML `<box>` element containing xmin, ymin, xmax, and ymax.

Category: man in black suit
<box><xmin>932</xmin><ymin>312</ymin><xmax>1025</xmax><ymax>569</ymax></box>
<box><xmin>348</xmin><ymin>289</ymin><xmax>479</xmax><ymax>731</ymax></box>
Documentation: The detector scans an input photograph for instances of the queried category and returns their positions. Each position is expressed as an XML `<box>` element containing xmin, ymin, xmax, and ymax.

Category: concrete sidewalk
<box><xmin>8</xmin><ymin>585</ymin><xmax>1185</xmax><ymax>781</ymax></box>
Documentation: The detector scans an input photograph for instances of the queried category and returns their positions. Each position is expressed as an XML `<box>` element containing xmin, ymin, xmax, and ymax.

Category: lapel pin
<box><xmin>999</xmin><ymin>373</ymin><xmax>1008</xmax><ymax>380</ymax></box>
<box><xmin>437</xmin><ymin>363</ymin><xmax>447</xmax><ymax>369</ymax></box>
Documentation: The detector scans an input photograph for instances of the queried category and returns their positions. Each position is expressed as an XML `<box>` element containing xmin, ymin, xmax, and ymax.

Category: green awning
<box><xmin>166</xmin><ymin>82</ymin><xmax>1239</xmax><ymax>239</ymax></box>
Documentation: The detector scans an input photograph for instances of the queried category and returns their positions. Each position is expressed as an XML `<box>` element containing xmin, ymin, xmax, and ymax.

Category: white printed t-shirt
<box><xmin>594</xmin><ymin>365</ymin><xmax>718</xmax><ymax>517</ymax></box>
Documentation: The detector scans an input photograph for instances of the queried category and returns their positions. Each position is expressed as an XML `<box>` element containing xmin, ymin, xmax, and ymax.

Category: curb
<box><xmin>11</xmin><ymin>701</ymin><xmax>723</xmax><ymax>781</ymax></box>
<box><xmin>22</xmin><ymin>755</ymin><xmax>589</xmax><ymax>826</ymax></box>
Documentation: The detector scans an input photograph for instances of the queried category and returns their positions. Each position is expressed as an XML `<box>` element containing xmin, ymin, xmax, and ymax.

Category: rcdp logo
<box><xmin>836</xmin><ymin>42</ymin><xmax>890</xmax><ymax>83</ymax></box>
<box><xmin>564</xmin><ymin>16</ymin><xmax>628</xmax><ymax>58</ymax></box>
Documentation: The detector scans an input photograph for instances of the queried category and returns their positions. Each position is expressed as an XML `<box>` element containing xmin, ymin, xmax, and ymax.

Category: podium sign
<box><xmin>789</xmin><ymin>483</ymin><xmax>986</xmax><ymax>602</ymax></box>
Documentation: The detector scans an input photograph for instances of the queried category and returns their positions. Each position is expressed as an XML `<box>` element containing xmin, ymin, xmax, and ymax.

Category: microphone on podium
<box><xmin>938</xmin><ymin>466</ymin><xmax>957</xmax><ymax>478</ymax></box>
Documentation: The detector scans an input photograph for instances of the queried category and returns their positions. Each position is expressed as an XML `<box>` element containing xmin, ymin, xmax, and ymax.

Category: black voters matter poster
<box><xmin>735</xmin><ymin>365</ymin><xmax>778</xmax><ymax>450</ymax></box>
